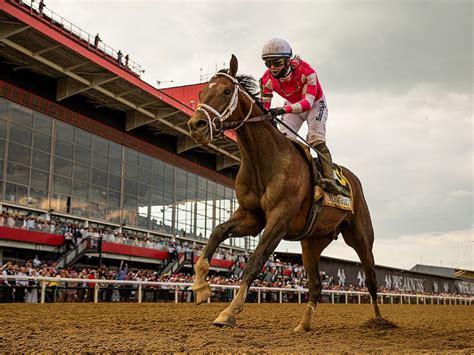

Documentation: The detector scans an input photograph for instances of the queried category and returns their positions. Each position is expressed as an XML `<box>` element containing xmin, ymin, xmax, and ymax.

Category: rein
<box><xmin>219</xmin><ymin>113</ymin><xmax>274</xmax><ymax>130</ymax></box>
<box><xmin>196</xmin><ymin>72</ymin><xmax>272</xmax><ymax>139</ymax></box>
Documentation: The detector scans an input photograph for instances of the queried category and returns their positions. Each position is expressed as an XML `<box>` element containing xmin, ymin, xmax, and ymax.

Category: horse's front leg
<box><xmin>192</xmin><ymin>208</ymin><xmax>262</xmax><ymax>304</ymax></box>
<box><xmin>293</xmin><ymin>235</ymin><xmax>333</xmax><ymax>333</ymax></box>
<box><xmin>213</xmin><ymin>210</ymin><xmax>290</xmax><ymax>327</ymax></box>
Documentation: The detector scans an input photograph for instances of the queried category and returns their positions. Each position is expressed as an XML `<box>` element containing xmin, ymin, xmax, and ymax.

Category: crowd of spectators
<box><xmin>0</xmin><ymin>209</ymin><xmax>243</xmax><ymax>263</ymax></box>
<box><xmin>0</xmin><ymin>211</ymin><xmax>58</xmax><ymax>234</ymax></box>
<box><xmin>0</xmin><ymin>209</ymin><xmax>471</xmax><ymax>304</ymax></box>
<box><xmin>1</xmin><ymin>257</ymin><xmax>471</xmax><ymax>304</ymax></box>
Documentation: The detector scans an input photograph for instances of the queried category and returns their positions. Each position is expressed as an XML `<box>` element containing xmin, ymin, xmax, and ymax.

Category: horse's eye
<box><xmin>223</xmin><ymin>88</ymin><xmax>232</xmax><ymax>95</ymax></box>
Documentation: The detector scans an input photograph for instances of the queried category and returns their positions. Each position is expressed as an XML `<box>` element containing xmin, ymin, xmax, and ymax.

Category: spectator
<box><xmin>117</xmin><ymin>50</ymin><xmax>123</xmax><ymax>66</ymax></box>
<box><xmin>26</xmin><ymin>216</ymin><xmax>35</xmax><ymax>230</ymax></box>
<box><xmin>1</xmin><ymin>262</ymin><xmax>15</xmax><ymax>302</ymax></box>
<box><xmin>0</xmin><ymin>211</ymin><xmax>6</xmax><ymax>226</ymax></box>
<box><xmin>124</xmin><ymin>54</ymin><xmax>129</xmax><ymax>68</ymax></box>
<box><xmin>73</xmin><ymin>226</ymin><xmax>82</xmax><ymax>247</ymax></box>
<box><xmin>87</xmin><ymin>270</ymin><xmax>96</xmax><ymax>302</ymax></box>
<box><xmin>64</xmin><ymin>230</ymin><xmax>74</xmax><ymax>252</ymax></box>
<box><xmin>49</xmin><ymin>220</ymin><xmax>56</xmax><ymax>234</ymax></box>
<box><xmin>122</xmin><ymin>271</ymin><xmax>135</xmax><ymax>302</ymax></box>
<box><xmin>168</xmin><ymin>243</ymin><xmax>177</xmax><ymax>261</ymax></box>
<box><xmin>7</xmin><ymin>213</ymin><xmax>14</xmax><ymax>228</ymax></box>
<box><xmin>55</xmin><ymin>269</ymin><xmax>69</xmax><ymax>302</ymax></box>
<box><xmin>94</xmin><ymin>33</ymin><xmax>101</xmax><ymax>48</ymax></box>
<box><xmin>26</xmin><ymin>269</ymin><xmax>38</xmax><ymax>303</ymax></box>
<box><xmin>65</xmin><ymin>270</ymin><xmax>78</xmax><ymax>302</ymax></box>
<box><xmin>15</xmin><ymin>266</ymin><xmax>28</xmax><ymax>303</ymax></box>
<box><xmin>76</xmin><ymin>269</ymin><xmax>88</xmax><ymax>302</ymax></box>
<box><xmin>38</xmin><ymin>0</ymin><xmax>45</xmax><ymax>15</ymax></box>
<box><xmin>32</xmin><ymin>255</ymin><xmax>41</xmax><ymax>268</ymax></box>
<box><xmin>45</xmin><ymin>271</ymin><xmax>59</xmax><ymax>303</ymax></box>
<box><xmin>15</xmin><ymin>214</ymin><xmax>24</xmax><ymax>228</ymax></box>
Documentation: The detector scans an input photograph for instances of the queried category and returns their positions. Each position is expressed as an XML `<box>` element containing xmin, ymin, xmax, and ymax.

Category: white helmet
<box><xmin>261</xmin><ymin>38</ymin><xmax>293</xmax><ymax>60</ymax></box>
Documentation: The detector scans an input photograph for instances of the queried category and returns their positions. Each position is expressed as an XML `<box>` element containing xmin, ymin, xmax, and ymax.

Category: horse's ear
<box><xmin>229</xmin><ymin>54</ymin><xmax>238</xmax><ymax>78</ymax></box>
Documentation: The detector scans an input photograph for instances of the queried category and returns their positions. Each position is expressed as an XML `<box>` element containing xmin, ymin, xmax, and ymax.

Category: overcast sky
<box><xmin>45</xmin><ymin>0</ymin><xmax>473</xmax><ymax>270</ymax></box>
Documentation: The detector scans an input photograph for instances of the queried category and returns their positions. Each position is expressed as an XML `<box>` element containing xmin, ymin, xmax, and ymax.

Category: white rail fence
<box><xmin>2</xmin><ymin>276</ymin><xmax>472</xmax><ymax>305</ymax></box>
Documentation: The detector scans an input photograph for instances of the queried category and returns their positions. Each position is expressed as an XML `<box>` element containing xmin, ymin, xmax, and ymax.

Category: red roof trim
<box><xmin>0</xmin><ymin>0</ymin><xmax>194</xmax><ymax>116</ymax></box>
<box><xmin>163</xmin><ymin>82</ymin><xmax>209</xmax><ymax>90</ymax></box>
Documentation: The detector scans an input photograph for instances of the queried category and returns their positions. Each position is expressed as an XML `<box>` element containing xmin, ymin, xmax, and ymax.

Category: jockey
<box><xmin>259</xmin><ymin>38</ymin><xmax>338</xmax><ymax>193</ymax></box>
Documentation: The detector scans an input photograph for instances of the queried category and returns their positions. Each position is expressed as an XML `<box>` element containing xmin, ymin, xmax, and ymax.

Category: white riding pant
<box><xmin>280</xmin><ymin>95</ymin><xmax>328</xmax><ymax>144</ymax></box>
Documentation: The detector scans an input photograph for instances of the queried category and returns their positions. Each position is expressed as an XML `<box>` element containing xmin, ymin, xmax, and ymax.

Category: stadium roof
<box><xmin>411</xmin><ymin>264</ymin><xmax>474</xmax><ymax>280</ymax></box>
<box><xmin>0</xmin><ymin>0</ymin><xmax>241</xmax><ymax>171</ymax></box>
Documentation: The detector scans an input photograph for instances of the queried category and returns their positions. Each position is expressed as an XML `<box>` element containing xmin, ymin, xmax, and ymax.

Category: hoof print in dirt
<box><xmin>363</xmin><ymin>317</ymin><xmax>398</xmax><ymax>330</ymax></box>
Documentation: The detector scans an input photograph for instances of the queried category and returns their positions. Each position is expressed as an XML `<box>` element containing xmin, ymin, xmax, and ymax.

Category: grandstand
<box><xmin>0</xmin><ymin>0</ymin><xmax>256</xmax><ymax>271</ymax></box>
<box><xmin>0</xmin><ymin>0</ymin><xmax>472</xmax><ymax>303</ymax></box>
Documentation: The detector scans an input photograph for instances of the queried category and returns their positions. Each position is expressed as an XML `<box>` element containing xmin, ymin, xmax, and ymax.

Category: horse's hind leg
<box><xmin>192</xmin><ymin>207</ymin><xmax>263</xmax><ymax>304</ymax></box>
<box><xmin>341</xmin><ymin>220</ymin><xmax>382</xmax><ymax>319</ymax></box>
<box><xmin>294</xmin><ymin>235</ymin><xmax>333</xmax><ymax>334</ymax></box>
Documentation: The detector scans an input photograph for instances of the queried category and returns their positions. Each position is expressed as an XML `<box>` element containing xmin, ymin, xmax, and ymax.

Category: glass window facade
<box><xmin>0</xmin><ymin>97</ymin><xmax>253</xmax><ymax>249</ymax></box>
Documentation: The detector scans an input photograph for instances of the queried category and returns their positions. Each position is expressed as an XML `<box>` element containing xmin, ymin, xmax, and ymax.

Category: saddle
<box><xmin>288</xmin><ymin>137</ymin><xmax>354</xmax><ymax>241</ymax></box>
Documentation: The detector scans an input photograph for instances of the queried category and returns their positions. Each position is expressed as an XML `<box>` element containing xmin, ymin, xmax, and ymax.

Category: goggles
<box><xmin>264</xmin><ymin>58</ymin><xmax>287</xmax><ymax>68</ymax></box>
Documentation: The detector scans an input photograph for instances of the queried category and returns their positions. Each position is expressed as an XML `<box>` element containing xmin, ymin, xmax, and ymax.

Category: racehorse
<box><xmin>187</xmin><ymin>55</ymin><xmax>382</xmax><ymax>333</ymax></box>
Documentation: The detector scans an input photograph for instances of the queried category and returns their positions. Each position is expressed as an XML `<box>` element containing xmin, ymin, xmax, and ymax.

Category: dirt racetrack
<box><xmin>1</xmin><ymin>303</ymin><xmax>472</xmax><ymax>352</ymax></box>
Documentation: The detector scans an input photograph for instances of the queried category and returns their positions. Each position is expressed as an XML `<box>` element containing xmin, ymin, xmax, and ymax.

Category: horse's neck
<box><xmin>237</xmin><ymin>120</ymin><xmax>291</xmax><ymax>167</ymax></box>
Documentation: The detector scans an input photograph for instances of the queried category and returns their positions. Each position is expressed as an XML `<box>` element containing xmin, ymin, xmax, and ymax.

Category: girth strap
<box><xmin>285</xmin><ymin>138</ymin><xmax>324</xmax><ymax>242</ymax></box>
<box><xmin>292</xmin><ymin>188</ymin><xmax>323</xmax><ymax>241</ymax></box>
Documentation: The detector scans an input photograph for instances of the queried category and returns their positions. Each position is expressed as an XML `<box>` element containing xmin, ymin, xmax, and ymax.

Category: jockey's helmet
<box><xmin>261</xmin><ymin>38</ymin><xmax>293</xmax><ymax>60</ymax></box>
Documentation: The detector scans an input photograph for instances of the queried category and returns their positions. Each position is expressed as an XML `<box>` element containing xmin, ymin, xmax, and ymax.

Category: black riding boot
<box><xmin>313</xmin><ymin>141</ymin><xmax>339</xmax><ymax>194</ymax></box>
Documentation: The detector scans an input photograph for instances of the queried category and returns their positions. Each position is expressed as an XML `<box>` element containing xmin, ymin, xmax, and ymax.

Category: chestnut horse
<box><xmin>187</xmin><ymin>55</ymin><xmax>381</xmax><ymax>332</ymax></box>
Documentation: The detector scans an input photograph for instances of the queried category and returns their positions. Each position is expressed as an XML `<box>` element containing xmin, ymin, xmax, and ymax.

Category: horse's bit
<box><xmin>195</xmin><ymin>72</ymin><xmax>258</xmax><ymax>140</ymax></box>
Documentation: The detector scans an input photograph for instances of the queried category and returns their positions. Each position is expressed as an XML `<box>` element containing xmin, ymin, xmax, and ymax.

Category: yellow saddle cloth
<box><xmin>315</xmin><ymin>165</ymin><xmax>353</xmax><ymax>212</ymax></box>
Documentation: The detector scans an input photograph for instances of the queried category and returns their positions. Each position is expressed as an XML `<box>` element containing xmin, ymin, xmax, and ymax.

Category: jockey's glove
<box><xmin>269</xmin><ymin>107</ymin><xmax>286</xmax><ymax>117</ymax></box>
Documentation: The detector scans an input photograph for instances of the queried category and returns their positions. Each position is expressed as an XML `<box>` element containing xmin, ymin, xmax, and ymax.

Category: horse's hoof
<box><xmin>213</xmin><ymin>312</ymin><xmax>236</xmax><ymax>328</ymax></box>
<box><xmin>293</xmin><ymin>324</ymin><xmax>310</xmax><ymax>334</ymax></box>
<box><xmin>374</xmin><ymin>305</ymin><xmax>382</xmax><ymax>319</ymax></box>
<box><xmin>193</xmin><ymin>284</ymin><xmax>211</xmax><ymax>305</ymax></box>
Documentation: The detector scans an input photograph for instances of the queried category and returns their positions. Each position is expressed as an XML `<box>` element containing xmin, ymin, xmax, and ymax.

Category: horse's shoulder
<box><xmin>235</xmin><ymin>186</ymin><xmax>261</xmax><ymax>210</ymax></box>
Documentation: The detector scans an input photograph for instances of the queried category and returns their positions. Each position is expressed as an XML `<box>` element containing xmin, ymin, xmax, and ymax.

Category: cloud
<box><xmin>46</xmin><ymin>1</ymin><xmax>472</xmax><ymax>92</ymax></box>
<box><xmin>327</xmin><ymin>84</ymin><xmax>472</xmax><ymax>238</ymax></box>
<box><xmin>294</xmin><ymin>1</ymin><xmax>472</xmax><ymax>93</ymax></box>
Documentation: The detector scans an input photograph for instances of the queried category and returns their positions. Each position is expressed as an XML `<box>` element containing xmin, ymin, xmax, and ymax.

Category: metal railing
<box><xmin>1</xmin><ymin>275</ymin><xmax>472</xmax><ymax>305</ymax></box>
<box><xmin>55</xmin><ymin>238</ymin><xmax>96</xmax><ymax>269</ymax></box>
<box><xmin>8</xmin><ymin>0</ymin><xmax>143</xmax><ymax>76</ymax></box>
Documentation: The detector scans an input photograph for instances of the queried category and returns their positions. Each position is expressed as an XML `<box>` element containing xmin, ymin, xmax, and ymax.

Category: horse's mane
<box><xmin>218</xmin><ymin>69</ymin><xmax>266</xmax><ymax>112</ymax></box>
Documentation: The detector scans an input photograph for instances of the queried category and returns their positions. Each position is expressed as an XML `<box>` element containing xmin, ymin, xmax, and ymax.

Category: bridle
<box><xmin>195</xmin><ymin>72</ymin><xmax>272</xmax><ymax>140</ymax></box>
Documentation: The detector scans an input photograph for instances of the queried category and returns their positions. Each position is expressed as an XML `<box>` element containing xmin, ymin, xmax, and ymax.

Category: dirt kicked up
<box><xmin>1</xmin><ymin>303</ymin><xmax>472</xmax><ymax>353</ymax></box>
